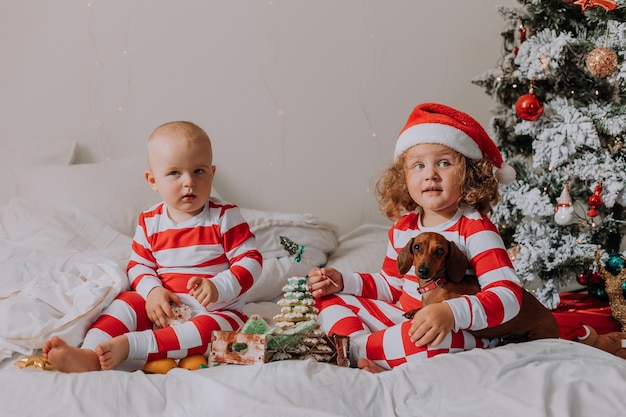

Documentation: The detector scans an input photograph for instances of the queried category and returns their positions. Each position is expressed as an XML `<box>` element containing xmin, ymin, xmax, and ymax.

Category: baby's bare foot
<box><xmin>96</xmin><ymin>335</ymin><xmax>130</xmax><ymax>370</ymax></box>
<box><xmin>357</xmin><ymin>358</ymin><xmax>387</xmax><ymax>374</ymax></box>
<box><xmin>43</xmin><ymin>336</ymin><xmax>100</xmax><ymax>373</ymax></box>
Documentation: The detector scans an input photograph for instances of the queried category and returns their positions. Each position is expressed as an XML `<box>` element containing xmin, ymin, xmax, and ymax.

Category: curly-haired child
<box><xmin>308</xmin><ymin>102</ymin><xmax>519</xmax><ymax>372</ymax></box>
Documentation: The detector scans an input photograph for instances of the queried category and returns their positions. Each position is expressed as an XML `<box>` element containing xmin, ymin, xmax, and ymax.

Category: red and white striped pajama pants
<box><xmin>82</xmin><ymin>291</ymin><xmax>246</xmax><ymax>370</ymax></box>
<box><xmin>316</xmin><ymin>294</ymin><xmax>492</xmax><ymax>370</ymax></box>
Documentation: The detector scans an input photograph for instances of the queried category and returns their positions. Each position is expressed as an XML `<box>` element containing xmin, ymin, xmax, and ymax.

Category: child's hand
<box><xmin>187</xmin><ymin>277</ymin><xmax>218</xmax><ymax>307</ymax></box>
<box><xmin>146</xmin><ymin>287</ymin><xmax>181</xmax><ymax>328</ymax></box>
<box><xmin>408</xmin><ymin>303</ymin><xmax>455</xmax><ymax>347</ymax></box>
<box><xmin>308</xmin><ymin>267</ymin><xmax>343</xmax><ymax>298</ymax></box>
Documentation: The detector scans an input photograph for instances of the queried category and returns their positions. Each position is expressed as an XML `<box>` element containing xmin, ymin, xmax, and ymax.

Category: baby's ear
<box><xmin>445</xmin><ymin>241</ymin><xmax>468</xmax><ymax>283</ymax></box>
<box><xmin>145</xmin><ymin>170</ymin><xmax>158</xmax><ymax>191</ymax></box>
<box><xmin>397</xmin><ymin>238</ymin><xmax>415</xmax><ymax>276</ymax></box>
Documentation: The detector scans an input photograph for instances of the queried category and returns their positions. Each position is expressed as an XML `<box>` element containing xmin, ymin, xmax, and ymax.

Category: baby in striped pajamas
<box><xmin>308</xmin><ymin>103</ymin><xmax>520</xmax><ymax>372</ymax></box>
<box><xmin>44</xmin><ymin>121</ymin><xmax>262</xmax><ymax>372</ymax></box>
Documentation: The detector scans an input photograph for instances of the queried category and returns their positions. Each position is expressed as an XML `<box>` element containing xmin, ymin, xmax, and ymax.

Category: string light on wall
<box><xmin>85</xmin><ymin>0</ymin><xmax>134</xmax><ymax>161</ymax></box>
<box><xmin>87</xmin><ymin>0</ymin><xmax>106</xmax><ymax>159</ymax></box>
<box><xmin>359</xmin><ymin>80</ymin><xmax>378</xmax><ymax>143</ymax></box>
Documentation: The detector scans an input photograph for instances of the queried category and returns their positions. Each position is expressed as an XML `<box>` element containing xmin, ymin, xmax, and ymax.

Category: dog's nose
<box><xmin>417</xmin><ymin>265</ymin><xmax>430</xmax><ymax>278</ymax></box>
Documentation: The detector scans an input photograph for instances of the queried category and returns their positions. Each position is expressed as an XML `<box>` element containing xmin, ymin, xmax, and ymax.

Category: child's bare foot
<box><xmin>42</xmin><ymin>336</ymin><xmax>100</xmax><ymax>373</ymax></box>
<box><xmin>357</xmin><ymin>358</ymin><xmax>387</xmax><ymax>373</ymax></box>
<box><xmin>96</xmin><ymin>335</ymin><xmax>130</xmax><ymax>370</ymax></box>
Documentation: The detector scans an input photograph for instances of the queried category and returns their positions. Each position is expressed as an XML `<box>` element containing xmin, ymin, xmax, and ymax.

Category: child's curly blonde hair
<box><xmin>375</xmin><ymin>148</ymin><xmax>500</xmax><ymax>222</ymax></box>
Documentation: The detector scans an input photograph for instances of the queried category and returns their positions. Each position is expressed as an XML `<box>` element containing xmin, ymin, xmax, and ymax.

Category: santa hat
<box><xmin>394</xmin><ymin>103</ymin><xmax>516</xmax><ymax>185</ymax></box>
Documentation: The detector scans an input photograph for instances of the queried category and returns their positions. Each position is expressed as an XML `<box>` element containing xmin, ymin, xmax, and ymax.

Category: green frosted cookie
<box><xmin>239</xmin><ymin>314</ymin><xmax>271</xmax><ymax>335</ymax></box>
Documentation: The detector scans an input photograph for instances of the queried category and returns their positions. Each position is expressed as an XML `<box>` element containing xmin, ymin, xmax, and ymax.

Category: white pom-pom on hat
<box><xmin>394</xmin><ymin>102</ymin><xmax>516</xmax><ymax>185</ymax></box>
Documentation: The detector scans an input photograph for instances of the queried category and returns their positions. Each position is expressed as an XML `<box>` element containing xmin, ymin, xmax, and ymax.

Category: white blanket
<box><xmin>0</xmin><ymin>199</ymin><xmax>131</xmax><ymax>362</ymax></box>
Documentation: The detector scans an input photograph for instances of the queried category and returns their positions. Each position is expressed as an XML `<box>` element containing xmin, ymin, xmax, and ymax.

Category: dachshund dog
<box><xmin>398</xmin><ymin>232</ymin><xmax>560</xmax><ymax>342</ymax></box>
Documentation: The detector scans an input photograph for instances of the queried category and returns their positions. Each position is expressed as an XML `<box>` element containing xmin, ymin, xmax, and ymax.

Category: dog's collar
<box><xmin>417</xmin><ymin>277</ymin><xmax>447</xmax><ymax>294</ymax></box>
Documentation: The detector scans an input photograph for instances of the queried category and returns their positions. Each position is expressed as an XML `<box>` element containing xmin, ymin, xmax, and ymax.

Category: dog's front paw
<box><xmin>403</xmin><ymin>309</ymin><xmax>420</xmax><ymax>319</ymax></box>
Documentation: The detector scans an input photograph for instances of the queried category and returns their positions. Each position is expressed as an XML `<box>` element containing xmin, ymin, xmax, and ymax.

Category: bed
<box><xmin>2</xmin><ymin>146</ymin><xmax>626</xmax><ymax>417</ymax></box>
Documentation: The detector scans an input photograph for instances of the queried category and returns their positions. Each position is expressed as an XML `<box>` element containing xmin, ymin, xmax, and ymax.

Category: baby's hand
<box><xmin>146</xmin><ymin>287</ymin><xmax>181</xmax><ymax>329</ymax></box>
<box><xmin>308</xmin><ymin>267</ymin><xmax>343</xmax><ymax>298</ymax></box>
<box><xmin>187</xmin><ymin>277</ymin><xmax>218</xmax><ymax>307</ymax></box>
<box><xmin>408</xmin><ymin>303</ymin><xmax>455</xmax><ymax>347</ymax></box>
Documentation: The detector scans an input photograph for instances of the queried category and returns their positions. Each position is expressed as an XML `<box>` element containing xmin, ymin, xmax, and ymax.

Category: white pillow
<box><xmin>15</xmin><ymin>158</ymin><xmax>162</xmax><ymax>237</ymax></box>
<box><xmin>0</xmin><ymin>139</ymin><xmax>77</xmax><ymax>206</ymax></box>
<box><xmin>326</xmin><ymin>224</ymin><xmax>389</xmax><ymax>274</ymax></box>
<box><xmin>241</xmin><ymin>208</ymin><xmax>339</xmax><ymax>303</ymax></box>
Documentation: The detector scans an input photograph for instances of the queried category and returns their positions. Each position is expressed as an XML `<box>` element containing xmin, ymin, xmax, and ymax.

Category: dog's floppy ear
<box><xmin>445</xmin><ymin>240</ymin><xmax>468</xmax><ymax>283</ymax></box>
<box><xmin>397</xmin><ymin>238</ymin><xmax>415</xmax><ymax>276</ymax></box>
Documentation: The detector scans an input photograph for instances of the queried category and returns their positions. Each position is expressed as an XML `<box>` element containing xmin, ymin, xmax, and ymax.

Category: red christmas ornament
<box><xmin>514</xmin><ymin>17</ymin><xmax>526</xmax><ymax>56</ymax></box>
<box><xmin>588</xmin><ymin>270</ymin><xmax>604</xmax><ymax>285</ymax></box>
<box><xmin>576</xmin><ymin>272</ymin><xmax>589</xmax><ymax>286</ymax></box>
<box><xmin>515</xmin><ymin>93</ymin><xmax>543</xmax><ymax>121</ymax></box>
<box><xmin>587</xmin><ymin>181</ymin><xmax>603</xmax><ymax>217</ymax></box>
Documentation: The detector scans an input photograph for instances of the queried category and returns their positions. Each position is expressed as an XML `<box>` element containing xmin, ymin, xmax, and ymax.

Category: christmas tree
<box><xmin>472</xmin><ymin>0</ymin><xmax>626</xmax><ymax>308</ymax></box>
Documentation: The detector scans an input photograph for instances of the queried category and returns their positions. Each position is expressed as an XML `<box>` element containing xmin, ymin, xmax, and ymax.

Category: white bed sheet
<box><xmin>2</xmin><ymin>339</ymin><xmax>626</xmax><ymax>417</ymax></box>
<box><xmin>2</xmin><ymin>198</ymin><xmax>626</xmax><ymax>417</ymax></box>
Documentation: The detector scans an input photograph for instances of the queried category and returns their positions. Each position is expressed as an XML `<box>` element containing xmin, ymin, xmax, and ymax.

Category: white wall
<box><xmin>0</xmin><ymin>0</ymin><xmax>516</xmax><ymax>233</ymax></box>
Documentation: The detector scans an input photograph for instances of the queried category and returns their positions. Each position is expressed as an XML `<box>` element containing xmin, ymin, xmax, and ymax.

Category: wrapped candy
<box><xmin>166</xmin><ymin>303</ymin><xmax>192</xmax><ymax>327</ymax></box>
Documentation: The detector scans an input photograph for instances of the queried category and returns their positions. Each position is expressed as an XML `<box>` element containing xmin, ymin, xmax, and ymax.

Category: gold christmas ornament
<box><xmin>586</xmin><ymin>47</ymin><xmax>618</xmax><ymax>78</ymax></box>
<box><xmin>507</xmin><ymin>245</ymin><xmax>520</xmax><ymax>262</ymax></box>
<box><xmin>595</xmin><ymin>251</ymin><xmax>626</xmax><ymax>333</ymax></box>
